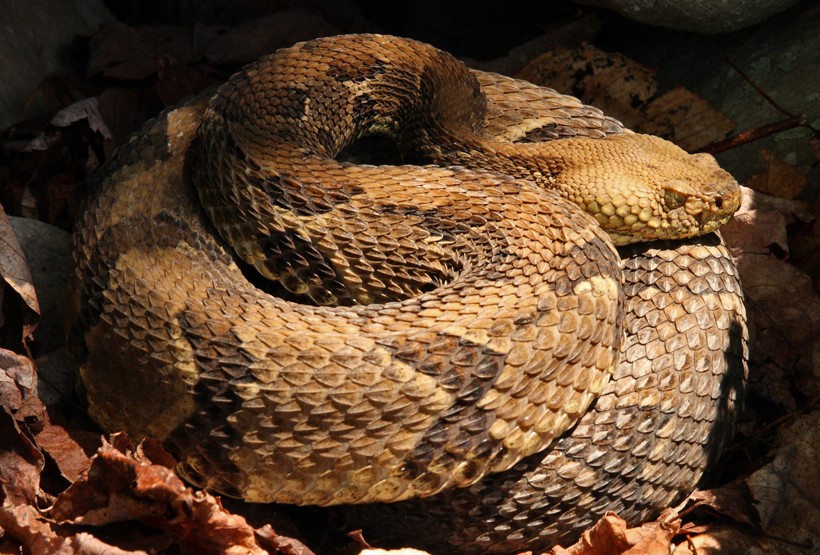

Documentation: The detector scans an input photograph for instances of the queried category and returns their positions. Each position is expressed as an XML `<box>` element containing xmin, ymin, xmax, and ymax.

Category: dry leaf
<box><xmin>0</xmin><ymin>503</ymin><xmax>149</xmax><ymax>555</ymax></box>
<box><xmin>49</xmin><ymin>435</ymin><xmax>314</xmax><ymax>555</ymax></box>
<box><xmin>517</xmin><ymin>44</ymin><xmax>734</xmax><ymax>152</ymax></box>
<box><xmin>670</xmin><ymin>525</ymin><xmax>759</xmax><ymax>554</ymax></box>
<box><xmin>0</xmin><ymin>206</ymin><xmax>40</xmax><ymax>343</ymax></box>
<box><xmin>638</xmin><ymin>87</ymin><xmax>736</xmax><ymax>153</ymax></box>
<box><xmin>746</xmin><ymin>149</ymin><xmax>808</xmax><ymax>200</ymax></box>
<box><xmin>47</xmin><ymin>98</ymin><xmax>112</xmax><ymax>141</ymax></box>
<box><xmin>548</xmin><ymin>512</ymin><xmax>677</xmax><ymax>555</ymax></box>
<box><xmin>686</xmin><ymin>487</ymin><xmax>757</xmax><ymax>527</ymax></box>
<box><xmin>32</xmin><ymin>414</ymin><xmax>94</xmax><ymax>483</ymax></box>
<box><xmin>750</xmin><ymin>412</ymin><xmax>820</xmax><ymax>543</ymax></box>
<box><xmin>256</xmin><ymin>524</ymin><xmax>317</xmax><ymax>555</ymax></box>
<box><xmin>721</xmin><ymin>187</ymin><xmax>820</xmax><ymax>404</ymax></box>
<box><xmin>746</xmin><ymin>446</ymin><xmax>794</xmax><ymax>528</ymax></box>
<box><xmin>0</xmin><ymin>350</ymin><xmax>44</xmax><ymax>506</ymax></box>
<box><xmin>517</xmin><ymin>44</ymin><xmax>656</xmax><ymax>129</ymax></box>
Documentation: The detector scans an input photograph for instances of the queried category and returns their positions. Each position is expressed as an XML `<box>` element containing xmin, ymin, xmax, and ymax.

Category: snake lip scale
<box><xmin>67</xmin><ymin>34</ymin><xmax>747</xmax><ymax>553</ymax></box>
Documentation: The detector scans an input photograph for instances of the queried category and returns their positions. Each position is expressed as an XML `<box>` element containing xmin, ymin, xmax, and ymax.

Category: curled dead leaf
<box><xmin>746</xmin><ymin>149</ymin><xmax>808</xmax><ymax>200</ymax></box>
<box><xmin>746</xmin><ymin>446</ymin><xmax>794</xmax><ymax>529</ymax></box>
<box><xmin>0</xmin><ymin>206</ymin><xmax>40</xmax><ymax>345</ymax></box>
<box><xmin>0</xmin><ymin>349</ymin><xmax>45</xmax><ymax>507</ymax></box>
<box><xmin>670</xmin><ymin>525</ymin><xmax>759</xmax><ymax>555</ymax></box>
<box><xmin>0</xmin><ymin>503</ymin><xmax>149</xmax><ymax>555</ymax></box>
<box><xmin>638</xmin><ymin>87</ymin><xmax>736</xmax><ymax>153</ymax></box>
<box><xmin>517</xmin><ymin>44</ymin><xmax>657</xmax><ymax>124</ymax></box>
<box><xmin>32</xmin><ymin>412</ymin><xmax>95</xmax><ymax>484</ymax></box>
<box><xmin>548</xmin><ymin>512</ymin><xmax>678</xmax><ymax>555</ymax></box>
<box><xmin>49</xmin><ymin>435</ymin><xmax>314</xmax><ymax>555</ymax></box>
<box><xmin>48</xmin><ymin>98</ymin><xmax>112</xmax><ymax>141</ymax></box>
<box><xmin>517</xmin><ymin>44</ymin><xmax>734</xmax><ymax>152</ymax></box>
<box><xmin>749</xmin><ymin>412</ymin><xmax>820</xmax><ymax>547</ymax></box>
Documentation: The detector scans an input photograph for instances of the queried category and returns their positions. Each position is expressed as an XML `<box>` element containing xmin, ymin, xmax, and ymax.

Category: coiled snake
<box><xmin>67</xmin><ymin>35</ymin><xmax>747</xmax><ymax>552</ymax></box>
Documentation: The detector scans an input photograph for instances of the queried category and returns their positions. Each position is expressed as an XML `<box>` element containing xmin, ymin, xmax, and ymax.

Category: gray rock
<box><xmin>611</xmin><ymin>1</ymin><xmax>819</xmax><ymax>192</ymax></box>
<box><xmin>0</xmin><ymin>0</ymin><xmax>112</xmax><ymax>129</ymax></box>
<box><xmin>575</xmin><ymin>0</ymin><xmax>803</xmax><ymax>33</ymax></box>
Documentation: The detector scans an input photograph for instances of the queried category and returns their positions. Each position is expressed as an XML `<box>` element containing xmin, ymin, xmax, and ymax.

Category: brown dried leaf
<box><xmin>746</xmin><ymin>149</ymin><xmax>808</xmax><ymax>200</ymax></box>
<box><xmin>0</xmin><ymin>503</ymin><xmax>149</xmax><ymax>555</ymax></box>
<box><xmin>0</xmin><ymin>348</ymin><xmax>41</xmax><ymax>416</ymax></box>
<box><xmin>517</xmin><ymin>45</ymin><xmax>734</xmax><ymax>152</ymax></box>
<box><xmin>746</xmin><ymin>445</ymin><xmax>795</xmax><ymax>528</ymax></box>
<box><xmin>48</xmin><ymin>98</ymin><xmax>112</xmax><ymax>141</ymax></box>
<box><xmin>33</xmin><ymin>412</ymin><xmax>94</xmax><ymax>483</ymax></box>
<box><xmin>637</xmin><ymin>87</ymin><xmax>736</xmax><ymax>153</ymax></box>
<box><xmin>0</xmin><ymin>351</ymin><xmax>44</xmax><ymax>506</ymax></box>
<box><xmin>721</xmin><ymin>187</ymin><xmax>795</xmax><ymax>256</ymax></box>
<box><xmin>2</xmin><ymin>95</ymin><xmax>109</xmax><ymax>228</ymax></box>
<box><xmin>686</xmin><ymin>487</ymin><xmax>757</xmax><ymax>527</ymax></box>
<box><xmin>256</xmin><ymin>524</ymin><xmax>317</xmax><ymax>555</ymax></box>
<box><xmin>50</xmin><ymin>435</ymin><xmax>312</xmax><ymax>554</ymax></box>
<box><xmin>722</xmin><ymin>188</ymin><xmax>820</xmax><ymax>391</ymax></box>
<box><xmin>548</xmin><ymin>512</ymin><xmax>677</xmax><ymax>555</ymax></box>
<box><xmin>0</xmin><ymin>206</ymin><xmax>39</xmax><ymax>342</ymax></box>
<box><xmin>739</xmin><ymin>254</ymin><xmax>818</xmax><ymax>399</ymax></box>
<box><xmin>752</xmin><ymin>411</ymin><xmax>820</xmax><ymax>547</ymax></box>
<box><xmin>686</xmin><ymin>412</ymin><xmax>820</xmax><ymax>553</ymax></box>
<box><xmin>517</xmin><ymin>44</ymin><xmax>656</xmax><ymax>129</ymax></box>
<box><xmin>670</xmin><ymin>525</ymin><xmax>759</xmax><ymax>554</ymax></box>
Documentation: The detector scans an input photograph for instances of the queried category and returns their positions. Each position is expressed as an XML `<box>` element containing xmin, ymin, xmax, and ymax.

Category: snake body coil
<box><xmin>67</xmin><ymin>35</ymin><xmax>747</xmax><ymax>552</ymax></box>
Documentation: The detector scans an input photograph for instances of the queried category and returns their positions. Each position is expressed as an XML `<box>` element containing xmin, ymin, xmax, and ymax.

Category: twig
<box><xmin>697</xmin><ymin>115</ymin><xmax>807</xmax><ymax>154</ymax></box>
<box><xmin>695</xmin><ymin>58</ymin><xmax>819</xmax><ymax>154</ymax></box>
<box><xmin>725</xmin><ymin>58</ymin><xmax>797</xmax><ymax>118</ymax></box>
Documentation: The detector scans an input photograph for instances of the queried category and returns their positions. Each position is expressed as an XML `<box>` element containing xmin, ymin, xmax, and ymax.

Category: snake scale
<box><xmin>67</xmin><ymin>35</ymin><xmax>748</xmax><ymax>552</ymax></box>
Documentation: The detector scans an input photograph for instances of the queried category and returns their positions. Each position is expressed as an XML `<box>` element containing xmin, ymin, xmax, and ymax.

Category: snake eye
<box><xmin>663</xmin><ymin>188</ymin><xmax>686</xmax><ymax>210</ymax></box>
<box><xmin>663</xmin><ymin>179</ymin><xmax>697</xmax><ymax>211</ymax></box>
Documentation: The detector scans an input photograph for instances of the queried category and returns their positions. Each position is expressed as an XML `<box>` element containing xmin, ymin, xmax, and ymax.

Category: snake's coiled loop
<box><xmin>67</xmin><ymin>34</ymin><xmax>746</xmax><ymax>553</ymax></box>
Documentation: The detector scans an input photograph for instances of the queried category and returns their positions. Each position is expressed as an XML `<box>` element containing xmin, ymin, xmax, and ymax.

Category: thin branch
<box><xmin>697</xmin><ymin>115</ymin><xmax>807</xmax><ymax>154</ymax></box>
<box><xmin>725</xmin><ymin>58</ymin><xmax>797</xmax><ymax>118</ymax></box>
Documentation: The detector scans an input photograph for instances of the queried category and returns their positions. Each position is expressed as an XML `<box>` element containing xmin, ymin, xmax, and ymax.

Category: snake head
<box><xmin>659</xmin><ymin>151</ymin><xmax>742</xmax><ymax>238</ymax></box>
<box><xmin>569</xmin><ymin>134</ymin><xmax>742</xmax><ymax>246</ymax></box>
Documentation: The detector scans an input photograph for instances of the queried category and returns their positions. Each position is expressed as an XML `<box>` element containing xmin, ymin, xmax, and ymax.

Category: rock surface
<box><xmin>605</xmin><ymin>0</ymin><xmax>819</xmax><ymax>193</ymax></box>
<box><xmin>575</xmin><ymin>0</ymin><xmax>803</xmax><ymax>33</ymax></box>
<box><xmin>0</xmin><ymin>0</ymin><xmax>112</xmax><ymax>129</ymax></box>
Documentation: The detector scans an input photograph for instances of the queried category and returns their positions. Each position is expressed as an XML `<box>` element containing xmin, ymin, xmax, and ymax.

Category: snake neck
<box><xmin>410</xmin><ymin>128</ymin><xmax>741</xmax><ymax>245</ymax></box>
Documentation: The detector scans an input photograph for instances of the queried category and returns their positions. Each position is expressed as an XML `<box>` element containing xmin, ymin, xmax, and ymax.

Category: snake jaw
<box><xmin>662</xmin><ymin>171</ymin><xmax>741</xmax><ymax>236</ymax></box>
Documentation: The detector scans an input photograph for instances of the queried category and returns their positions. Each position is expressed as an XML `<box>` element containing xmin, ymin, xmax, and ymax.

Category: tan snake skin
<box><xmin>67</xmin><ymin>35</ymin><xmax>747</xmax><ymax>552</ymax></box>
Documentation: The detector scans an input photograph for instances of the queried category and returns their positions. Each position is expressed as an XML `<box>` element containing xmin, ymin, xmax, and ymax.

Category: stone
<box><xmin>0</xmin><ymin>0</ymin><xmax>112</xmax><ymax>129</ymax></box>
<box><xmin>575</xmin><ymin>0</ymin><xmax>803</xmax><ymax>33</ymax></box>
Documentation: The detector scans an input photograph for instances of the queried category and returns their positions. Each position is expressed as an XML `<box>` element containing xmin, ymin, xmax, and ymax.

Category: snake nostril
<box><xmin>715</xmin><ymin>196</ymin><xmax>724</xmax><ymax>210</ymax></box>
